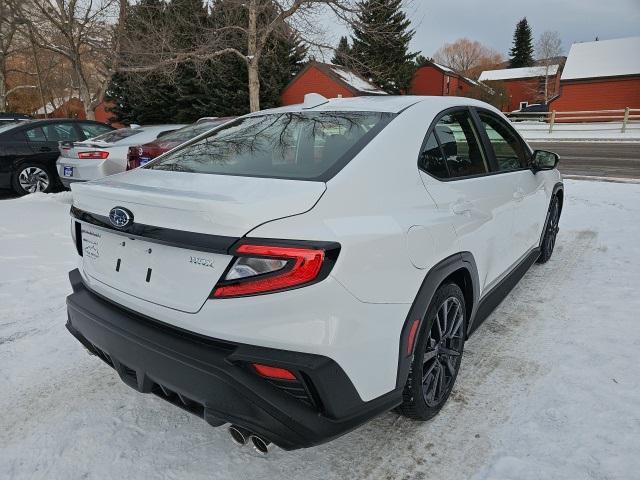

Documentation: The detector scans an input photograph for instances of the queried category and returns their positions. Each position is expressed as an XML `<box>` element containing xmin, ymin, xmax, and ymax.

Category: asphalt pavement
<box><xmin>530</xmin><ymin>141</ymin><xmax>640</xmax><ymax>179</ymax></box>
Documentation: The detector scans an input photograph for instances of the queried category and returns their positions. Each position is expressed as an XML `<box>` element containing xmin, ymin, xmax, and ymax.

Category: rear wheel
<box><xmin>397</xmin><ymin>283</ymin><xmax>466</xmax><ymax>420</ymax></box>
<box><xmin>12</xmin><ymin>164</ymin><xmax>54</xmax><ymax>195</ymax></box>
<box><xmin>537</xmin><ymin>195</ymin><xmax>560</xmax><ymax>264</ymax></box>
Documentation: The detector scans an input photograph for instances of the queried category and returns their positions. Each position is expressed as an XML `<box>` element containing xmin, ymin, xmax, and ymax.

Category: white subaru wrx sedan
<box><xmin>65</xmin><ymin>95</ymin><xmax>562</xmax><ymax>453</ymax></box>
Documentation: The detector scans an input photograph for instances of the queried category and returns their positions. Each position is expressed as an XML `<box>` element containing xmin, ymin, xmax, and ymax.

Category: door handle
<box><xmin>39</xmin><ymin>146</ymin><xmax>52</xmax><ymax>152</ymax></box>
<box><xmin>513</xmin><ymin>188</ymin><xmax>525</xmax><ymax>201</ymax></box>
<box><xmin>452</xmin><ymin>200</ymin><xmax>473</xmax><ymax>215</ymax></box>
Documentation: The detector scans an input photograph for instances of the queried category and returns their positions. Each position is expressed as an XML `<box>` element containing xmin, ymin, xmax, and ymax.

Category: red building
<box><xmin>410</xmin><ymin>60</ymin><xmax>479</xmax><ymax>97</ymax></box>
<box><xmin>281</xmin><ymin>61</ymin><xmax>387</xmax><ymax>105</ymax></box>
<box><xmin>34</xmin><ymin>96</ymin><xmax>119</xmax><ymax>125</ymax></box>
<box><xmin>478</xmin><ymin>64</ymin><xmax>561</xmax><ymax>112</ymax></box>
<box><xmin>549</xmin><ymin>37</ymin><xmax>640</xmax><ymax>112</ymax></box>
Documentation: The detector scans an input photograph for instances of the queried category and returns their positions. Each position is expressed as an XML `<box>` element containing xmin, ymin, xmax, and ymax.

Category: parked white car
<box><xmin>65</xmin><ymin>95</ymin><xmax>563</xmax><ymax>453</ymax></box>
<box><xmin>56</xmin><ymin>124</ymin><xmax>185</xmax><ymax>187</ymax></box>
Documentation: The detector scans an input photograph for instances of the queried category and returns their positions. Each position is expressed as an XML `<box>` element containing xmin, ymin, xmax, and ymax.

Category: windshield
<box><xmin>155</xmin><ymin>121</ymin><xmax>227</xmax><ymax>144</ymax></box>
<box><xmin>88</xmin><ymin>128</ymin><xmax>143</xmax><ymax>144</ymax></box>
<box><xmin>145</xmin><ymin>111</ymin><xmax>395</xmax><ymax>181</ymax></box>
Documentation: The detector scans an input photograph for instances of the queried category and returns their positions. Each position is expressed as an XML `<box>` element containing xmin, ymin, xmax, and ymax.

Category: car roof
<box><xmin>252</xmin><ymin>95</ymin><xmax>497</xmax><ymax>115</ymax></box>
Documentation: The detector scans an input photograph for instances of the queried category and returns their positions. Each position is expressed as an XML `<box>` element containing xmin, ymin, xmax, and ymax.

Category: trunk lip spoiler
<box><xmin>70</xmin><ymin>206</ymin><xmax>238</xmax><ymax>254</ymax></box>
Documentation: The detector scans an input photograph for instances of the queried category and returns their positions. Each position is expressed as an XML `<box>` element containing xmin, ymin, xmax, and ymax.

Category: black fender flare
<box><xmin>538</xmin><ymin>181</ymin><xmax>564</xmax><ymax>247</ymax></box>
<box><xmin>395</xmin><ymin>252</ymin><xmax>479</xmax><ymax>389</ymax></box>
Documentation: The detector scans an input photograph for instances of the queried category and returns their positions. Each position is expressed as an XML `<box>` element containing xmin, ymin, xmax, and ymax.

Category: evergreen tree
<box><xmin>331</xmin><ymin>36</ymin><xmax>352</xmax><ymax>66</ymax></box>
<box><xmin>106</xmin><ymin>0</ymin><xmax>307</xmax><ymax>124</ymax></box>
<box><xmin>351</xmin><ymin>0</ymin><xmax>416</xmax><ymax>93</ymax></box>
<box><xmin>509</xmin><ymin>17</ymin><xmax>534</xmax><ymax>68</ymax></box>
<box><xmin>414</xmin><ymin>54</ymin><xmax>430</xmax><ymax>67</ymax></box>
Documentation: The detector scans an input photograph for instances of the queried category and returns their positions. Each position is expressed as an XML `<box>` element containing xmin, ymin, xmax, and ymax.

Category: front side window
<box><xmin>41</xmin><ymin>123</ymin><xmax>80</xmax><ymax>142</ymax></box>
<box><xmin>146</xmin><ymin>111</ymin><xmax>395</xmax><ymax>181</ymax></box>
<box><xmin>433</xmin><ymin>111</ymin><xmax>488</xmax><ymax>178</ymax></box>
<box><xmin>478</xmin><ymin>112</ymin><xmax>529</xmax><ymax>171</ymax></box>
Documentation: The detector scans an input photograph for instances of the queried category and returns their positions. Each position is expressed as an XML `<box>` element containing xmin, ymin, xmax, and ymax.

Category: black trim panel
<box><xmin>468</xmin><ymin>247</ymin><xmax>540</xmax><ymax>336</ymax></box>
<box><xmin>66</xmin><ymin>269</ymin><xmax>402</xmax><ymax>450</ymax></box>
<box><xmin>395</xmin><ymin>252</ymin><xmax>479</xmax><ymax>388</ymax></box>
<box><xmin>71</xmin><ymin>206</ymin><xmax>238</xmax><ymax>254</ymax></box>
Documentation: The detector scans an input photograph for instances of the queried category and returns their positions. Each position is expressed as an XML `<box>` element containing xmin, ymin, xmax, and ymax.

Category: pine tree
<box><xmin>351</xmin><ymin>0</ymin><xmax>416</xmax><ymax>93</ymax></box>
<box><xmin>509</xmin><ymin>17</ymin><xmax>534</xmax><ymax>68</ymax></box>
<box><xmin>414</xmin><ymin>54</ymin><xmax>430</xmax><ymax>67</ymax></box>
<box><xmin>332</xmin><ymin>36</ymin><xmax>352</xmax><ymax>66</ymax></box>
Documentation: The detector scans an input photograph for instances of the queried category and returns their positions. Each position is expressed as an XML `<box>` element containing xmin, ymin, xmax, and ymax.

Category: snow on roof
<box><xmin>431</xmin><ymin>61</ymin><xmax>455</xmax><ymax>74</ymax></box>
<box><xmin>561</xmin><ymin>36</ymin><xmax>640</xmax><ymax>80</ymax></box>
<box><xmin>34</xmin><ymin>96</ymin><xmax>78</xmax><ymax>115</ymax></box>
<box><xmin>479</xmin><ymin>64</ymin><xmax>560</xmax><ymax>81</ymax></box>
<box><xmin>327</xmin><ymin>64</ymin><xmax>388</xmax><ymax>95</ymax></box>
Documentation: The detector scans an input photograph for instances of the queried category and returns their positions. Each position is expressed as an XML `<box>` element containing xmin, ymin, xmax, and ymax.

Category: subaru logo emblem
<box><xmin>109</xmin><ymin>207</ymin><xmax>133</xmax><ymax>229</ymax></box>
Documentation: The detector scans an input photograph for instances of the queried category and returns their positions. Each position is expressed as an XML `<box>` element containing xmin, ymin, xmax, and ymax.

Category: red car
<box><xmin>126</xmin><ymin>117</ymin><xmax>235</xmax><ymax>170</ymax></box>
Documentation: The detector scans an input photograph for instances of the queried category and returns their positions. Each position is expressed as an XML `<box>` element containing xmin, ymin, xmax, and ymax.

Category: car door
<box><xmin>0</xmin><ymin>127</ymin><xmax>33</xmax><ymax>189</ymax></box>
<box><xmin>418</xmin><ymin>108</ymin><xmax>517</xmax><ymax>293</ymax></box>
<box><xmin>475</xmin><ymin>109</ymin><xmax>549</xmax><ymax>256</ymax></box>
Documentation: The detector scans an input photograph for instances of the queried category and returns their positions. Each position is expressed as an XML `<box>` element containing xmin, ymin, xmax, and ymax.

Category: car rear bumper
<box><xmin>66</xmin><ymin>269</ymin><xmax>402</xmax><ymax>450</ymax></box>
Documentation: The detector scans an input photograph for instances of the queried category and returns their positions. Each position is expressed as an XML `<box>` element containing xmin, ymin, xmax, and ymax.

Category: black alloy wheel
<box><xmin>537</xmin><ymin>195</ymin><xmax>560</xmax><ymax>264</ymax></box>
<box><xmin>398</xmin><ymin>283</ymin><xmax>466</xmax><ymax>420</ymax></box>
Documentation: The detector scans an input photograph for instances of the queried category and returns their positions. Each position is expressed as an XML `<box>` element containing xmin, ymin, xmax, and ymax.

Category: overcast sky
<box><xmin>326</xmin><ymin>0</ymin><xmax>640</xmax><ymax>59</ymax></box>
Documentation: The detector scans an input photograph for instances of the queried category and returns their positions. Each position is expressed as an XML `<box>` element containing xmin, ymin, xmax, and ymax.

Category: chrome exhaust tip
<box><xmin>250</xmin><ymin>435</ymin><xmax>272</xmax><ymax>455</ymax></box>
<box><xmin>228</xmin><ymin>425</ymin><xmax>250</xmax><ymax>446</ymax></box>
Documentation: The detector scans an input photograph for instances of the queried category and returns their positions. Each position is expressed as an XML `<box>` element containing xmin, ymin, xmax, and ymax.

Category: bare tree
<box><xmin>535</xmin><ymin>30</ymin><xmax>563</xmax><ymax>103</ymax></box>
<box><xmin>433</xmin><ymin>38</ymin><xmax>503</xmax><ymax>79</ymax></box>
<box><xmin>0</xmin><ymin>1</ymin><xmax>38</xmax><ymax>112</ymax></box>
<box><xmin>11</xmin><ymin>0</ymin><xmax>124</xmax><ymax>119</ymax></box>
<box><xmin>119</xmin><ymin>0</ymin><xmax>362</xmax><ymax>112</ymax></box>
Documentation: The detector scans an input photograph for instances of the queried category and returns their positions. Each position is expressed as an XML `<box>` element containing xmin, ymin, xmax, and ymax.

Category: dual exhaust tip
<box><xmin>228</xmin><ymin>425</ymin><xmax>272</xmax><ymax>455</ymax></box>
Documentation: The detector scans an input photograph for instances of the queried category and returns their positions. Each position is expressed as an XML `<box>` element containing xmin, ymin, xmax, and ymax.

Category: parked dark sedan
<box><xmin>0</xmin><ymin>119</ymin><xmax>114</xmax><ymax>195</ymax></box>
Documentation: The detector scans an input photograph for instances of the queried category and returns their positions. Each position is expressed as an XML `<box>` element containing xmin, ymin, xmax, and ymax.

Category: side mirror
<box><xmin>531</xmin><ymin>150</ymin><xmax>559</xmax><ymax>172</ymax></box>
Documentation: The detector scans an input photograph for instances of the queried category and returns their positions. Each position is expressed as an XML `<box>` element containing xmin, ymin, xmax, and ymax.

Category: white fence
<box><xmin>506</xmin><ymin>108</ymin><xmax>640</xmax><ymax>140</ymax></box>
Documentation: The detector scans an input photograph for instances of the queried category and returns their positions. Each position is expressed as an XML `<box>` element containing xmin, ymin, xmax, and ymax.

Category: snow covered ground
<box><xmin>514</xmin><ymin>121</ymin><xmax>640</xmax><ymax>142</ymax></box>
<box><xmin>1</xmin><ymin>180</ymin><xmax>639</xmax><ymax>480</ymax></box>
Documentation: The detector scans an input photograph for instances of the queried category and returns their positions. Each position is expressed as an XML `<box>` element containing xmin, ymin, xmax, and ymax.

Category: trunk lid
<box><xmin>72</xmin><ymin>169</ymin><xmax>326</xmax><ymax>313</ymax></box>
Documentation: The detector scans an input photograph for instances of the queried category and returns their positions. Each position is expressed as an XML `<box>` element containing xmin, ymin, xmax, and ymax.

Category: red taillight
<box><xmin>78</xmin><ymin>151</ymin><xmax>109</xmax><ymax>159</ymax></box>
<box><xmin>213</xmin><ymin>242</ymin><xmax>338</xmax><ymax>298</ymax></box>
<box><xmin>252</xmin><ymin>363</ymin><xmax>296</xmax><ymax>381</ymax></box>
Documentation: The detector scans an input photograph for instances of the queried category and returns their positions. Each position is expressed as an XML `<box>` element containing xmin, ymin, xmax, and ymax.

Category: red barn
<box><xmin>410</xmin><ymin>60</ymin><xmax>479</xmax><ymax>97</ymax></box>
<box><xmin>549</xmin><ymin>37</ymin><xmax>640</xmax><ymax>112</ymax></box>
<box><xmin>478</xmin><ymin>64</ymin><xmax>561</xmax><ymax>112</ymax></box>
<box><xmin>34</xmin><ymin>96</ymin><xmax>119</xmax><ymax>125</ymax></box>
<box><xmin>281</xmin><ymin>61</ymin><xmax>387</xmax><ymax>105</ymax></box>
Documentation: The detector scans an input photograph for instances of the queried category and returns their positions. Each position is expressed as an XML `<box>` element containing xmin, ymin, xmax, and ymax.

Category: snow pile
<box><xmin>1</xmin><ymin>181</ymin><xmax>640</xmax><ymax>479</ymax></box>
<box><xmin>479</xmin><ymin>64</ymin><xmax>560</xmax><ymax>81</ymax></box>
<box><xmin>561</xmin><ymin>36</ymin><xmax>640</xmax><ymax>80</ymax></box>
<box><xmin>329</xmin><ymin>65</ymin><xmax>388</xmax><ymax>95</ymax></box>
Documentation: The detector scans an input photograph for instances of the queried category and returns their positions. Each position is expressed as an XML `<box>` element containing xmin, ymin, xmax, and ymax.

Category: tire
<box><xmin>11</xmin><ymin>163</ymin><xmax>54</xmax><ymax>196</ymax></box>
<box><xmin>397</xmin><ymin>283</ymin><xmax>466</xmax><ymax>421</ymax></box>
<box><xmin>537</xmin><ymin>195</ymin><xmax>560</xmax><ymax>264</ymax></box>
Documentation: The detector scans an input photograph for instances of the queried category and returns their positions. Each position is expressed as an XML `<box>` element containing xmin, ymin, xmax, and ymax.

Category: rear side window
<box><xmin>422</xmin><ymin>111</ymin><xmax>488</xmax><ymax>179</ymax></box>
<box><xmin>478</xmin><ymin>112</ymin><xmax>529</xmax><ymax>171</ymax></box>
<box><xmin>419</xmin><ymin>133</ymin><xmax>448</xmax><ymax>178</ymax></box>
<box><xmin>146</xmin><ymin>112</ymin><xmax>395</xmax><ymax>181</ymax></box>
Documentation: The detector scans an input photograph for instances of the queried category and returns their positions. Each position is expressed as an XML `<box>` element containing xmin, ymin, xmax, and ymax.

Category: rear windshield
<box><xmin>91</xmin><ymin>128</ymin><xmax>143</xmax><ymax>143</ymax></box>
<box><xmin>157</xmin><ymin>121</ymin><xmax>225</xmax><ymax>143</ymax></box>
<box><xmin>145</xmin><ymin>111</ymin><xmax>395</xmax><ymax>181</ymax></box>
